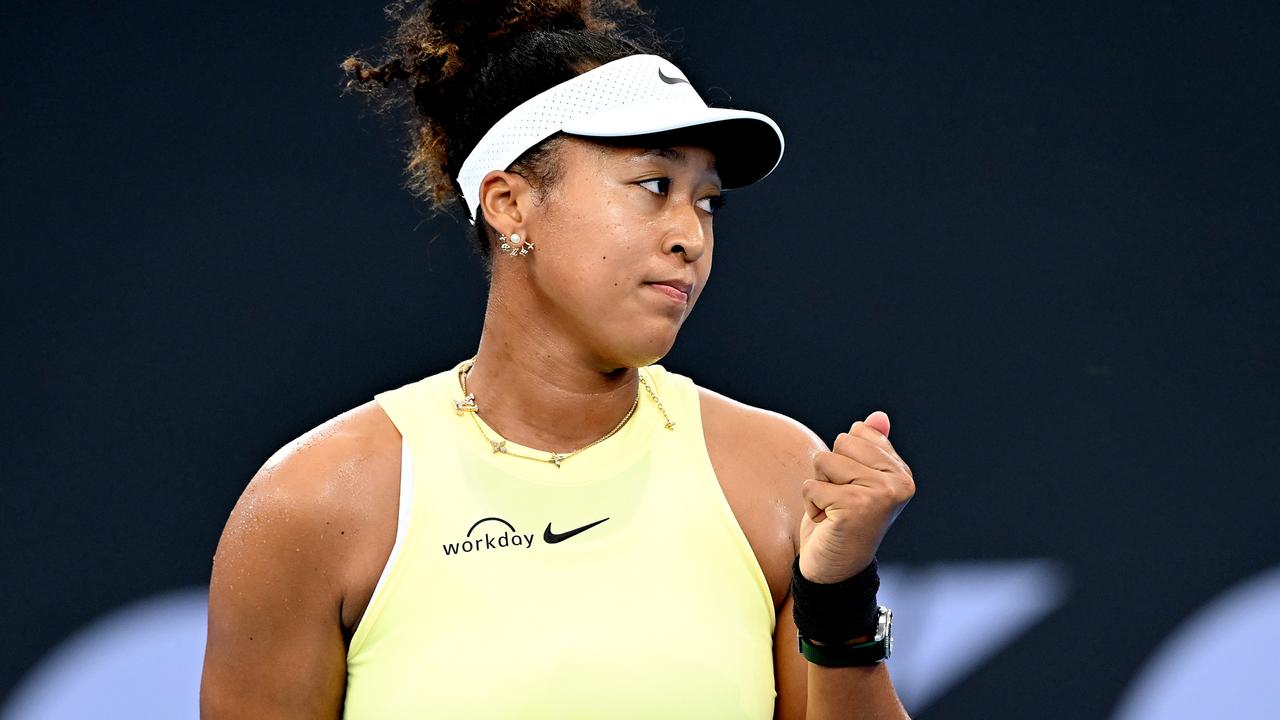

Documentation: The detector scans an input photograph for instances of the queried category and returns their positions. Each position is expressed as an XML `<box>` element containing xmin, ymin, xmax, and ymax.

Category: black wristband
<box><xmin>790</xmin><ymin>556</ymin><xmax>880</xmax><ymax>644</ymax></box>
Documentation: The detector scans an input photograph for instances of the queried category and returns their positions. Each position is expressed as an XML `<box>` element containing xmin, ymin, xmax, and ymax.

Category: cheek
<box><xmin>535</xmin><ymin>216</ymin><xmax>638</xmax><ymax>307</ymax></box>
<box><xmin>550</xmin><ymin>196</ymin><xmax>651</xmax><ymax>277</ymax></box>
<box><xmin>533</xmin><ymin>176</ymin><xmax>675</xmax><ymax>307</ymax></box>
<box><xmin>545</xmin><ymin>178</ymin><xmax>636</xmax><ymax>240</ymax></box>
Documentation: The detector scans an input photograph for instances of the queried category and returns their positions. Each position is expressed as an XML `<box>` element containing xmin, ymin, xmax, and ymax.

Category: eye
<box><xmin>639</xmin><ymin>177</ymin><xmax>671</xmax><ymax>196</ymax></box>
<box><xmin>697</xmin><ymin>194</ymin><xmax>728</xmax><ymax>215</ymax></box>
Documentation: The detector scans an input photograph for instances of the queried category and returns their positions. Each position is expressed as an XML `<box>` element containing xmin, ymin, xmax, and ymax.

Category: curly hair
<box><xmin>342</xmin><ymin>1</ymin><xmax>673</xmax><ymax>270</ymax></box>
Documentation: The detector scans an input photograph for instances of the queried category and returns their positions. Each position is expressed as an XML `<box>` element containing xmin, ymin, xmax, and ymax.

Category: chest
<box><xmin>341</xmin><ymin>423</ymin><xmax>780</xmax><ymax>718</ymax></box>
<box><xmin>339</xmin><ymin>415</ymin><xmax>795</xmax><ymax>635</ymax></box>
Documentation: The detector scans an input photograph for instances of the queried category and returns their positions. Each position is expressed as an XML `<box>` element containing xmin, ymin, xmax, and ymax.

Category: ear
<box><xmin>477</xmin><ymin>170</ymin><xmax>532</xmax><ymax>237</ymax></box>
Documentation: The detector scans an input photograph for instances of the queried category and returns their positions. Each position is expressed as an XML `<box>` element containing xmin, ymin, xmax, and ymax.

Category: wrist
<box><xmin>798</xmin><ymin>559</ymin><xmax>874</xmax><ymax>586</ymax></box>
<box><xmin>791</xmin><ymin>555</ymin><xmax>880</xmax><ymax>643</ymax></box>
<box><xmin>797</xmin><ymin>606</ymin><xmax>894</xmax><ymax>667</ymax></box>
<box><xmin>791</xmin><ymin>555</ymin><xmax>893</xmax><ymax>666</ymax></box>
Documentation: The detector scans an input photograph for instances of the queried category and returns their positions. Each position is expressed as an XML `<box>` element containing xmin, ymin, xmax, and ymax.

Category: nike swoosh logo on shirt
<box><xmin>543</xmin><ymin>518</ymin><xmax>610</xmax><ymax>544</ymax></box>
<box><xmin>658</xmin><ymin>68</ymin><xmax>689</xmax><ymax>86</ymax></box>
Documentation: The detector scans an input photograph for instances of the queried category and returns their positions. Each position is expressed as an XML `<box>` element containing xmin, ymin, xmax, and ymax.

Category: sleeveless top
<box><xmin>343</xmin><ymin>360</ymin><xmax>777</xmax><ymax>719</ymax></box>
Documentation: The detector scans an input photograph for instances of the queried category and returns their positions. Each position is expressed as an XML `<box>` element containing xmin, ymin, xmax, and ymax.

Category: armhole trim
<box><xmin>346</xmin><ymin>435</ymin><xmax>415</xmax><ymax>659</ymax></box>
<box><xmin>682</xmin><ymin>376</ymin><xmax>779</xmax><ymax>633</ymax></box>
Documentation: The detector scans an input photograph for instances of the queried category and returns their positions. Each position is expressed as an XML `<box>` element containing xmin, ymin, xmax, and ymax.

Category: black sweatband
<box><xmin>790</xmin><ymin>556</ymin><xmax>880</xmax><ymax>643</ymax></box>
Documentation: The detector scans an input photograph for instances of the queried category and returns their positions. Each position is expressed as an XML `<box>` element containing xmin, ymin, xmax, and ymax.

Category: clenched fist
<box><xmin>799</xmin><ymin>410</ymin><xmax>916</xmax><ymax>584</ymax></box>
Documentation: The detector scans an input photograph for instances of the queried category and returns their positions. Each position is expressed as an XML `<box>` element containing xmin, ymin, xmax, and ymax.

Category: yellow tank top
<box><xmin>343</xmin><ymin>360</ymin><xmax>777</xmax><ymax>719</ymax></box>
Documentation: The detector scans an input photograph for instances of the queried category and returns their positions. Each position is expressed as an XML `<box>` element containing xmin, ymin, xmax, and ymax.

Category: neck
<box><xmin>465</xmin><ymin>301</ymin><xmax>641</xmax><ymax>454</ymax></box>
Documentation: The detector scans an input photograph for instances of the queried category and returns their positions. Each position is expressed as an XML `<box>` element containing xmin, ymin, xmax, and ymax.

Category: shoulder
<box><xmin>203</xmin><ymin>402</ymin><xmax>399</xmax><ymax>715</ymax></box>
<box><xmin>253</xmin><ymin>400</ymin><xmax>401</xmax><ymax>505</ymax></box>
<box><xmin>237</xmin><ymin>401</ymin><xmax>400</xmax><ymax>540</ymax></box>
<box><xmin>696</xmin><ymin>384</ymin><xmax>827</xmax><ymax>468</ymax></box>
<box><xmin>694</xmin><ymin>383</ymin><xmax>829</xmax><ymax>553</ymax></box>
<box><xmin>212</xmin><ymin>400</ymin><xmax>402</xmax><ymax>624</ymax></box>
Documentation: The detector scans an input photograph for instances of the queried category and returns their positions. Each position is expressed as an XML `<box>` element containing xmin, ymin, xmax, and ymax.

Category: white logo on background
<box><xmin>879</xmin><ymin>560</ymin><xmax>1069</xmax><ymax>711</ymax></box>
<box><xmin>1112</xmin><ymin>565</ymin><xmax>1280</xmax><ymax>720</ymax></box>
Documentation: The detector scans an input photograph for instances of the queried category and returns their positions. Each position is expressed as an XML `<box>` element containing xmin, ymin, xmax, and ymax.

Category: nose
<box><xmin>661</xmin><ymin>203</ymin><xmax>707</xmax><ymax>262</ymax></box>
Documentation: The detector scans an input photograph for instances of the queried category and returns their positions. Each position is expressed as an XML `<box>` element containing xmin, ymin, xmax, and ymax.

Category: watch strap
<box><xmin>797</xmin><ymin>606</ymin><xmax>892</xmax><ymax>667</ymax></box>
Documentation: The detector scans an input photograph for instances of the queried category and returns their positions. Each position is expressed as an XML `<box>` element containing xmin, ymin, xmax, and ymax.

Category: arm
<box><xmin>200</xmin><ymin>442</ymin><xmax>353</xmax><ymax>719</ymax></box>
<box><xmin>775</xmin><ymin>593</ymin><xmax>909</xmax><ymax>720</ymax></box>
<box><xmin>695</xmin><ymin>387</ymin><xmax>912</xmax><ymax>719</ymax></box>
<box><xmin>770</xmin><ymin>419</ymin><xmax>912</xmax><ymax>720</ymax></box>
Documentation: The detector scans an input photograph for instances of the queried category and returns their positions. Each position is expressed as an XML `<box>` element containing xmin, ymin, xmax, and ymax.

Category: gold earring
<box><xmin>500</xmin><ymin>232</ymin><xmax>534</xmax><ymax>257</ymax></box>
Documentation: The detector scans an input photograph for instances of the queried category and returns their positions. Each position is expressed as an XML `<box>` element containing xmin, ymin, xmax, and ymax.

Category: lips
<box><xmin>646</xmin><ymin>280</ymin><xmax>692</xmax><ymax>303</ymax></box>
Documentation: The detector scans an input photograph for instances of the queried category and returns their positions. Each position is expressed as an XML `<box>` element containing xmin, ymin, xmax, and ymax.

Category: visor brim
<box><xmin>562</xmin><ymin>106</ymin><xmax>784</xmax><ymax>190</ymax></box>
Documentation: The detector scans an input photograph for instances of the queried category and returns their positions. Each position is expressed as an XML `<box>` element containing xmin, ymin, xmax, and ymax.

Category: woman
<box><xmin>200</xmin><ymin>1</ymin><xmax>915</xmax><ymax>718</ymax></box>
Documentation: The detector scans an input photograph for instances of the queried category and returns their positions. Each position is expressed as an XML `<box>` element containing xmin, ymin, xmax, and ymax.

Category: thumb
<box><xmin>864</xmin><ymin>410</ymin><xmax>891</xmax><ymax>438</ymax></box>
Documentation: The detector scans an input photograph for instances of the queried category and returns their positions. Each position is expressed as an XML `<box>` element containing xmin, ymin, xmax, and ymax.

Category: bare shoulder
<box><xmin>226</xmin><ymin>399</ymin><xmax>402</xmax><ymax>622</ymax></box>
<box><xmin>697</xmin><ymin>386</ymin><xmax>827</xmax><ymax>470</ymax></box>
<box><xmin>695</xmin><ymin>385</ymin><xmax>829</xmax><ymax>605</ymax></box>
<box><xmin>227</xmin><ymin>401</ymin><xmax>400</xmax><ymax>566</ymax></box>
<box><xmin>201</xmin><ymin>400</ymin><xmax>401</xmax><ymax>718</ymax></box>
<box><xmin>255</xmin><ymin>399</ymin><xmax>401</xmax><ymax>498</ymax></box>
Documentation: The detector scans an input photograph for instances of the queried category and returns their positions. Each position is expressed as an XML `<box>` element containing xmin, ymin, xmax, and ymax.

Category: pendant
<box><xmin>454</xmin><ymin>394</ymin><xmax>477</xmax><ymax>414</ymax></box>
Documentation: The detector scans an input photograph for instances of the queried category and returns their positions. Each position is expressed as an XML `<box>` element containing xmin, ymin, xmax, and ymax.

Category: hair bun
<box><xmin>423</xmin><ymin>0</ymin><xmax>636</xmax><ymax>77</ymax></box>
<box><xmin>342</xmin><ymin>0</ymin><xmax>662</xmax><ymax>221</ymax></box>
<box><xmin>344</xmin><ymin>1</ymin><xmax>638</xmax><ymax>96</ymax></box>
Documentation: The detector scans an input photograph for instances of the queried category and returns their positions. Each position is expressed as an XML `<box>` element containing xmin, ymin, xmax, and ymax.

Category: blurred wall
<box><xmin>2</xmin><ymin>1</ymin><xmax>1278</xmax><ymax>717</ymax></box>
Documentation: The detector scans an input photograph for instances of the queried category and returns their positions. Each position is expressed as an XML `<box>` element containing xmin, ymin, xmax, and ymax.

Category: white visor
<box><xmin>455</xmin><ymin>54</ymin><xmax>784</xmax><ymax>223</ymax></box>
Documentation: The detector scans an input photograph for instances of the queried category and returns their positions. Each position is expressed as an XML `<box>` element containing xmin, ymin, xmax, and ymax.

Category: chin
<box><xmin>598</xmin><ymin>326</ymin><xmax>681</xmax><ymax>370</ymax></box>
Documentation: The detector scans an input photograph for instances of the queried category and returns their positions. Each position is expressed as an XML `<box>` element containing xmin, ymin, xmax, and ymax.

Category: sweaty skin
<box><xmin>201</xmin><ymin>138</ymin><xmax>911</xmax><ymax>720</ymax></box>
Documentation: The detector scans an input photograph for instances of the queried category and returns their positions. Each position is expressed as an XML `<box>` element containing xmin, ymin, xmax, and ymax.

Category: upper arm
<box><xmin>774</xmin><ymin>591</ymin><xmax>809</xmax><ymax>720</ymax></box>
<box><xmin>766</xmin><ymin>422</ymin><xmax>828</xmax><ymax>720</ymax></box>
<box><xmin>200</xmin><ymin>440</ymin><xmax>357</xmax><ymax>719</ymax></box>
<box><xmin>696</xmin><ymin>386</ymin><xmax>829</xmax><ymax>719</ymax></box>
<box><xmin>697</xmin><ymin>386</ymin><xmax>826</xmax><ymax>560</ymax></box>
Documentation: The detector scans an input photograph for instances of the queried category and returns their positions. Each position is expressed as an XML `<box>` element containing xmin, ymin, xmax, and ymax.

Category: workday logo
<box><xmin>441</xmin><ymin>515</ymin><xmax>611</xmax><ymax>556</ymax></box>
<box><xmin>442</xmin><ymin>516</ymin><xmax>535</xmax><ymax>556</ymax></box>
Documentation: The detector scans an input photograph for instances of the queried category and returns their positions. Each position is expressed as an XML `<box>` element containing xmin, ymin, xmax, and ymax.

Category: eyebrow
<box><xmin>634</xmin><ymin>147</ymin><xmax>721</xmax><ymax>182</ymax></box>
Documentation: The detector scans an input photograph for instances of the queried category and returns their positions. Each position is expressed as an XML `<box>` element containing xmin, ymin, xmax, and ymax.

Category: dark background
<box><xmin>3</xmin><ymin>1</ymin><xmax>1277</xmax><ymax>717</ymax></box>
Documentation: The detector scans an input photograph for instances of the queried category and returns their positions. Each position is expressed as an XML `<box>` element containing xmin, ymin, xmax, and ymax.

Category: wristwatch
<box><xmin>797</xmin><ymin>606</ymin><xmax>893</xmax><ymax>667</ymax></box>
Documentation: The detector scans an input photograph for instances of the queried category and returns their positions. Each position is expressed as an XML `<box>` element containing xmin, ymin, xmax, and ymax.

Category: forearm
<box><xmin>806</xmin><ymin>662</ymin><xmax>910</xmax><ymax>720</ymax></box>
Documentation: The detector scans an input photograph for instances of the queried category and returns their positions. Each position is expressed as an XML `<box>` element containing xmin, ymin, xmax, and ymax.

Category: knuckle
<box><xmin>811</xmin><ymin>452</ymin><xmax>833</xmax><ymax>476</ymax></box>
<box><xmin>832</xmin><ymin>432</ymin><xmax>854</xmax><ymax>455</ymax></box>
<box><xmin>901</xmin><ymin>474</ymin><xmax>916</xmax><ymax>494</ymax></box>
<box><xmin>874</xmin><ymin>446</ymin><xmax>898</xmax><ymax>470</ymax></box>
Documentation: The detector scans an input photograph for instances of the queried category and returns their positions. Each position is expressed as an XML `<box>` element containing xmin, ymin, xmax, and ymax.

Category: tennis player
<box><xmin>201</xmin><ymin>1</ymin><xmax>915</xmax><ymax>717</ymax></box>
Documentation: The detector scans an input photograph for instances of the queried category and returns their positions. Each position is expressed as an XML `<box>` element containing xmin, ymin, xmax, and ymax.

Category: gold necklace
<box><xmin>453</xmin><ymin>359</ymin><xmax>674</xmax><ymax>468</ymax></box>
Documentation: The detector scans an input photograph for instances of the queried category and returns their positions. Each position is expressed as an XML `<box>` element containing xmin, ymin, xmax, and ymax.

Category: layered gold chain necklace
<box><xmin>453</xmin><ymin>359</ymin><xmax>675</xmax><ymax>468</ymax></box>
